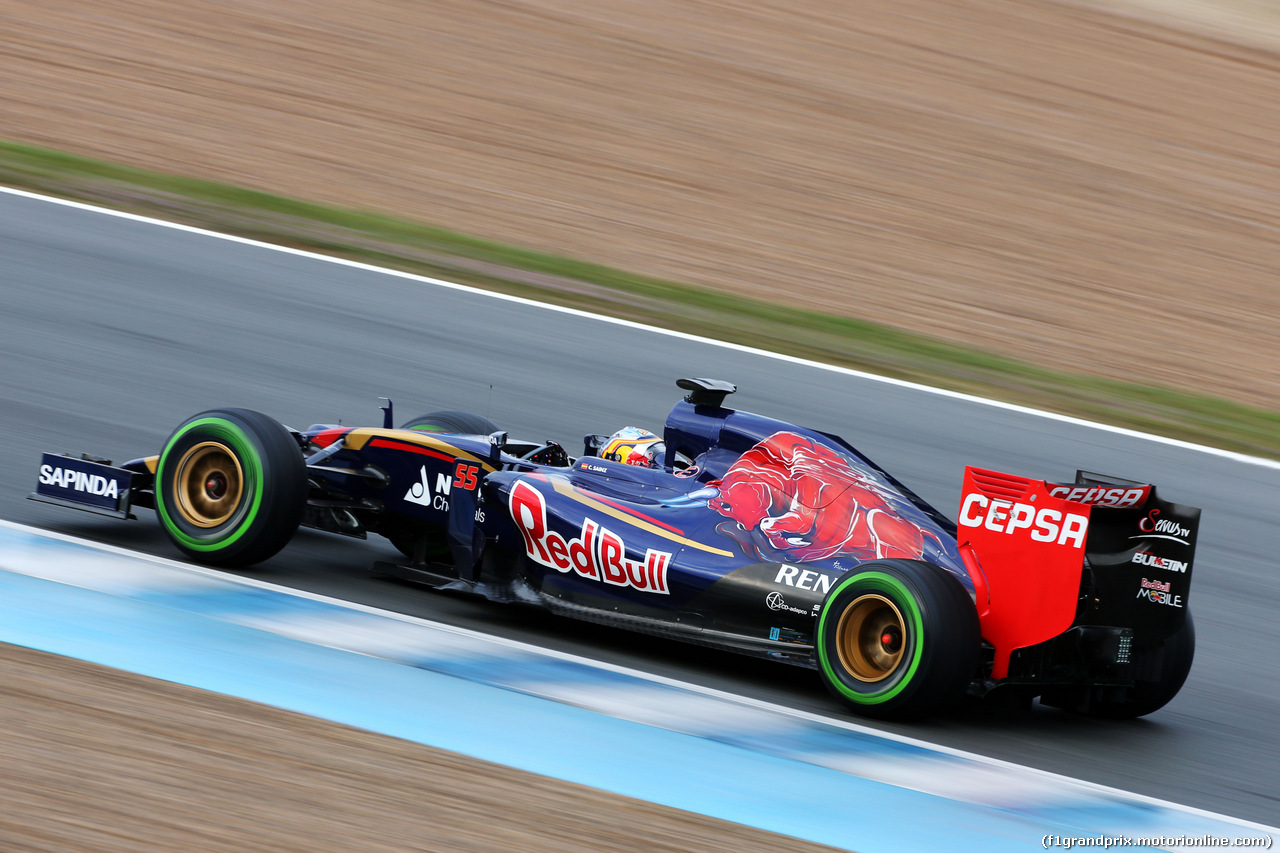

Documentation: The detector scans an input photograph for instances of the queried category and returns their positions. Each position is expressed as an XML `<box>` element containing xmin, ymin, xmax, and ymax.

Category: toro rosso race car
<box><xmin>30</xmin><ymin>378</ymin><xmax>1200</xmax><ymax>720</ymax></box>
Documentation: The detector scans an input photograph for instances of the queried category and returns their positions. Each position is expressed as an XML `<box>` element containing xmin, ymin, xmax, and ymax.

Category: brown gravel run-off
<box><xmin>3</xmin><ymin>0</ymin><xmax>1280</xmax><ymax>409</ymax></box>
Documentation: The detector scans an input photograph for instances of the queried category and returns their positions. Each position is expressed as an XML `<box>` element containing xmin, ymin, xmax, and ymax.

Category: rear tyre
<box><xmin>155</xmin><ymin>408</ymin><xmax>307</xmax><ymax>567</ymax></box>
<box><xmin>400</xmin><ymin>410</ymin><xmax>499</xmax><ymax>436</ymax></box>
<box><xmin>816</xmin><ymin>559</ymin><xmax>980</xmax><ymax>720</ymax></box>
<box><xmin>1065</xmin><ymin>613</ymin><xmax>1196</xmax><ymax>719</ymax></box>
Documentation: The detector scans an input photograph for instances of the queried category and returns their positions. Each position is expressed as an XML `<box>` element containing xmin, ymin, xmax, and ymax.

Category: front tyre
<box><xmin>816</xmin><ymin>560</ymin><xmax>980</xmax><ymax>720</ymax></box>
<box><xmin>155</xmin><ymin>409</ymin><xmax>306</xmax><ymax>567</ymax></box>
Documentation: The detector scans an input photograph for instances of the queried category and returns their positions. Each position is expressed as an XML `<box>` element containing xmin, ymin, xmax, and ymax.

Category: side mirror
<box><xmin>488</xmin><ymin>431</ymin><xmax>508</xmax><ymax>463</ymax></box>
<box><xmin>582</xmin><ymin>433</ymin><xmax>606</xmax><ymax>457</ymax></box>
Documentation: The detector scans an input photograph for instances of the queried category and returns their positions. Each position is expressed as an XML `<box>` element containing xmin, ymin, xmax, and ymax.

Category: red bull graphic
<box><xmin>707</xmin><ymin>431</ymin><xmax>940</xmax><ymax>563</ymax></box>
<box><xmin>1137</xmin><ymin>577</ymin><xmax>1183</xmax><ymax>607</ymax></box>
<box><xmin>509</xmin><ymin>480</ymin><xmax>671</xmax><ymax>594</ymax></box>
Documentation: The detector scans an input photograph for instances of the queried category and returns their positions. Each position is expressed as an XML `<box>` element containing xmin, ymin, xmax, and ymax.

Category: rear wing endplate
<box><xmin>958</xmin><ymin>467</ymin><xmax>1199</xmax><ymax>680</ymax></box>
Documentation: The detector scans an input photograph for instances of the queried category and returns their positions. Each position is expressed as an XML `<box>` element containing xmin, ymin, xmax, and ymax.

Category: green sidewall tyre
<box><xmin>817</xmin><ymin>572</ymin><xmax>925</xmax><ymax>705</ymax></box>
<box><xmin>156</xmin><ymin>417</ymin><xmax>263</xmax><ymax>552</ymax></box>
<box><xmin>816</xmin><ymin>560</ymin><xmax>980</xmax><ymax>720</ymax></box>
<box><xmin>155</xmin><ymin>408</ymin><xmax>306</xmax><ymax>567</ymax></box>
<box><xmin>400</xmin><ymin>410</ymin><xmax>499</xmax><ymax>435</ymax></box>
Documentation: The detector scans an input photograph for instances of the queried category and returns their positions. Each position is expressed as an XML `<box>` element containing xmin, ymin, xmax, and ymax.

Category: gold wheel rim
<box><xmin>835</xmin><ymin>593</ymin><xmax>906</xmax><ymax>683</ymax></box>
<box><xmin>173</xmin><ymin>442</ymin><xmax>244</xmax><ymax>528</ymax></box>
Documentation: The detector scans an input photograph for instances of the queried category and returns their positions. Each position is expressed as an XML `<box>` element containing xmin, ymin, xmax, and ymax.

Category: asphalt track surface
<box><xmin>2</xmin><ymin>189</ymin><xmax>1277</xmax><ymax>827</ymax></box>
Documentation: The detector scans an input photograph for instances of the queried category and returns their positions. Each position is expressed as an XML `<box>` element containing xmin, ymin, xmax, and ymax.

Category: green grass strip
<box><xmin>3</xmin><ymin>138</ymin><xmax>1278</xmax><ymax>461</ymax></box>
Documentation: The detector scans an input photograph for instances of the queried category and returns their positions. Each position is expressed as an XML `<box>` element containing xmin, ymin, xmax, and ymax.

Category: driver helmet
<box><xmin>602</xmin><ymin>426</ymin><xmax>665</xmax><ymax>468</ymax></box>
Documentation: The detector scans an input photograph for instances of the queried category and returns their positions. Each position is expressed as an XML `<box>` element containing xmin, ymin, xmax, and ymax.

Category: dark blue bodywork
<box><xmin>282</xmin><ymin>392</ymin><xmax>971</xmax><ymax>665</ymax></box>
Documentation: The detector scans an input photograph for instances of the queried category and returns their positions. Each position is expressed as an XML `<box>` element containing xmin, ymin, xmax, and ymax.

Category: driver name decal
<box><xmin>509</xmin><ymin>481</ymin><xmax>671</xmax><ymax>594</ymax></box>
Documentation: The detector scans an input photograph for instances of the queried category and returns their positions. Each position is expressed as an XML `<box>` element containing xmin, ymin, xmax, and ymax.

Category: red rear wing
<box><xmin>957</xmin><ymin>468</ymin><xmax>1093</xmax><ymax>679</ymax></box>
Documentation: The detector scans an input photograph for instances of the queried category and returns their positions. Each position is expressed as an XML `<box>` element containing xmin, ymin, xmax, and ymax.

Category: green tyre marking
<box><xmin>155</xmin><ymin>417</ymin><xmax>265</xmax><ymax>552</ymax></box>
<box><xmin>818</xmin><ymin>570</ymin><xmax>925</xmax><ymax>706</ymax></box>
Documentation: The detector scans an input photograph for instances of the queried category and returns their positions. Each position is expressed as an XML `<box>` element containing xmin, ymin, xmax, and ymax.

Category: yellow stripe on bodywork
<box><xmin>141</xmin><ymin>455</ymin><xmax>158</xmax><ymax>474</ymax></box>
<box><xmin>549</xmin><ymin>477</ymin><xmax>734</xmax><ymax>557</ymax></box>
<box><xmin>342</xmin><ymin>428</ymin><xmax>496</xmax><ymax>471</ymax></box>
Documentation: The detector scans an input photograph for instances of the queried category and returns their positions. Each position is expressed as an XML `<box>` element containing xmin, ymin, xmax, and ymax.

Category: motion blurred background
<box><xmin>4</xmin><ymin>0</ymin><xmax>1279</xmax><ymax>407</ymax></box>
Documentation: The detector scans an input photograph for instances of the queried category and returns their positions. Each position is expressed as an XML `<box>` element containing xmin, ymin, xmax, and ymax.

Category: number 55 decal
<box><xmin>453</xmin><ymin>462</ymin><xmax>480</xmax><ymax>491</ymax></box>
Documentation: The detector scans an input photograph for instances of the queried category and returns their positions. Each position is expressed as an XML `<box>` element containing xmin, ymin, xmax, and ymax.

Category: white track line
<box><xmin>3</xmin><ymin>519</ymin><xmax>1275</xmax><ymax>834</ymax></box>
<box><xmin>4</xmin><ymin>183</ymin><xmax>1277</xmax><ymax>472</ymax></box>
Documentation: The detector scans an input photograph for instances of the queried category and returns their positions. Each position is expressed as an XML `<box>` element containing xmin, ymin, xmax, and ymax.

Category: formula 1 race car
<box><xmin>30</xmin><ymin>378</ymin><xmax>1200</xmax><ymax>720</ymax></box>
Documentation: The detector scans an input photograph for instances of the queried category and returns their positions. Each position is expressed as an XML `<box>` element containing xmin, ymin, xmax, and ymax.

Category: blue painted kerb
<box><xmin>0</xmin><ymin>568</ymin><xmax>1053</xmax><ymax>852</ymax></box>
